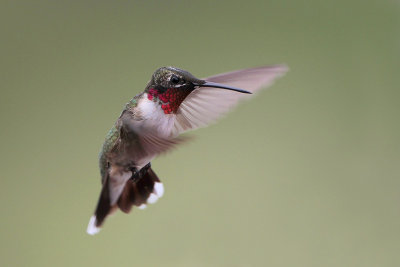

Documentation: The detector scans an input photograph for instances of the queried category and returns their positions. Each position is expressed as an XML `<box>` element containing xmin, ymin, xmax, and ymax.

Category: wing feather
<box><xmin>119</xmin><ymin>110</ymin><xmax>186</xmax><ymax>167</ymax></box>
<box><xmin>172</xmin><ymin>65</ymin><xmax>288</xmax><ymax>135</ymax></box>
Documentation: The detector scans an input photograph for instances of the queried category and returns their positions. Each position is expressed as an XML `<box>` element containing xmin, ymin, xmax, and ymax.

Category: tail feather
<box><xmin>134</xmin><ymin>172</ymin><xmax>156</xmax><ymax>204</ymax></box>
<box><xmin>93</xmin><ymin>176</ymin><xmax>113</xmax><ymax>227</ymax></box>
<box><xmin>87</xmin><ymin>167</ymin><xmax>164</xmax><ymax>235</ymax></box>
<box><xmin>118</xmin><ymin>167</ymin><xmax>162</xmax><ymax>211</ymax></box>
<box><xmin>118</xmin><ymin>181</ymin><xmax>134</xmax><ymax>213</ymax></box>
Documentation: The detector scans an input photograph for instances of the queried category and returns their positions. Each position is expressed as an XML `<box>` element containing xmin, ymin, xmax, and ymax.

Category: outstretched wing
<box><xmin>172</xmin><ymin>65</ymin><xmax>288</xmax><ymax>135</ymax></box>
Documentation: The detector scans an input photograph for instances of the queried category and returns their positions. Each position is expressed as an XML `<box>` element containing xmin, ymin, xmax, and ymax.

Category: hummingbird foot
<box><xmin>130</xmin><ymin>162</ymin><xmax>152</xmax><ymax>182</ymax></box>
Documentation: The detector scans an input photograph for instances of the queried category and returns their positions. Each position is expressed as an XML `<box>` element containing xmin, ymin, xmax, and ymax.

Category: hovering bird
<box><xmin>87</xmin><ymin>65</ymin><xmax>288</xmax><ymax>235</ymax></box>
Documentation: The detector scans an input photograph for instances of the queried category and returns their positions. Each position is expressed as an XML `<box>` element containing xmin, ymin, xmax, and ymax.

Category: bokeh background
<box><xmin>1</xmin><ymin>0</ymin><xmax>399</xmax><ymax>266</ymax></box>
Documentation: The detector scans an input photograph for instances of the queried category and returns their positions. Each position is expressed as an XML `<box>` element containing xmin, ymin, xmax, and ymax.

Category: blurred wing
<box><xmin>120</xmin><ymin>111</ymin><xmax>186</xmax><ymax>167</ymax></box>
<box><xmin>139</xmin><ymin>133</ymin><xmax>186</xmax><ymax>156</ymax></box>
<box><xmin>172</xmin><ymin>65</ymin><xmax>288</xmax><ymax>135</ymax></box>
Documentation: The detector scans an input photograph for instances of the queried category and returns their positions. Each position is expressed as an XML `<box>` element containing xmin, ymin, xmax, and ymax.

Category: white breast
<box><xmin>138</xmin><ymin>94</ymin><xmax>176</xmax><ymax>138</ymax></box>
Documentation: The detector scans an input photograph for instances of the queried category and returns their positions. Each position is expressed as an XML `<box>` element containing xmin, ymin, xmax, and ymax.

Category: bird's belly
<box><xmin>110</xmin><ymin>145</ymin><xmax>155</xmax><ymax>171</ymax></box>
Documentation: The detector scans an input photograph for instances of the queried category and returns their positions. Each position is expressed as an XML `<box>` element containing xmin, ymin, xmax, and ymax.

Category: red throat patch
<box><xmin>147</xmin><ymin>88</ymin><xmax>191</xmax><ymax>114</ymax></box>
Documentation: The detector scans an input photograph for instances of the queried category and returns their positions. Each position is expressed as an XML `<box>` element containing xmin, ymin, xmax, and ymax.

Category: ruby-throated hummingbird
<box><xmin>87</xmin><ymin>65</ymin><xmax>288</xmax><ymax>235</ymax></box>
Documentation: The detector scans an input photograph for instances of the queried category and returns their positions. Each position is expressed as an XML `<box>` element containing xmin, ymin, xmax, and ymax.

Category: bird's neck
<box><xmin>146</xmin><ymin>87</ymin><xmax>192</xmax><ymax>114</ymax></box>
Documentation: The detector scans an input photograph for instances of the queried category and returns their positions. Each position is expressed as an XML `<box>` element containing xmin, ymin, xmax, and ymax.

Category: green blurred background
<box><xmin>1</xmin><ymin>0</ymin><xmax>399</xmax><ymax>266</ymax></box>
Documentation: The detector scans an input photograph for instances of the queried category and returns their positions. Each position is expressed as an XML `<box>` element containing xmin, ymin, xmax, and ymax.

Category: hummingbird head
<box><xmin>145</xmin><ymin>66</ymin><xmax>251</xmax><ymax>114</ymax></box>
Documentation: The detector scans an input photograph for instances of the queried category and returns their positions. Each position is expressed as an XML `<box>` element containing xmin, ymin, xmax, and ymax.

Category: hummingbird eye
<box><xmin>170</xmin><ymin>75</ymin><xmax>180</xmax><ymax>84</ymax></box>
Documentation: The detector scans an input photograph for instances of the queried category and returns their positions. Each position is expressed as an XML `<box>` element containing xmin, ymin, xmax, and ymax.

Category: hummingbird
<box><xmin>87</xmin><ymin>65</ymin><xmax>288</xmax><ymax>235</ymax></box>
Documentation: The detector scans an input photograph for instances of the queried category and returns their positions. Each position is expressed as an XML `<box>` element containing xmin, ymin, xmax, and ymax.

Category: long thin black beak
<box><xmin>196</xmin><ymin>81</ymin><xmax>252</xmax><ymax>94</ymax></box>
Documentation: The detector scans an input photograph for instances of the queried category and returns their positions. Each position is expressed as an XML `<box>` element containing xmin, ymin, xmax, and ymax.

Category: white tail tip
<box><xmin>146</xmin><ymin>182</ymin><xmax>164</xmax><ymax>204</ymax></box>
<box><xmin>87</xmin><ymin>216</ymin><xmax>101</xmax><ymax>235</ymax></box>
<box><xmin>138</xmin><ymin>204</ymin><xmax>147</xmax><ymax>209</ymax></box>
<box><xmin>154</xmin><ymin>182</ymin><xmax>164</xmax><ymax>198</ymax></box>
<box><xmin>147</xmin><ymin>193</ymin><xmax>159</xmax><ymax>204</ymax></box>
